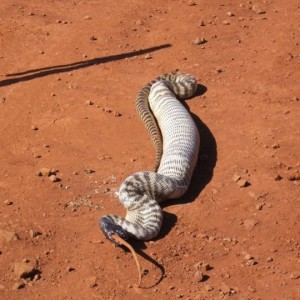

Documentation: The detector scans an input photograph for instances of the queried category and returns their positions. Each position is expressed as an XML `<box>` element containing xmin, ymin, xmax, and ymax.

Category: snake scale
<box><xmin>99</xmin><ymin>72</ymin><xmax>200</xmax><ymax>244</ymax></box>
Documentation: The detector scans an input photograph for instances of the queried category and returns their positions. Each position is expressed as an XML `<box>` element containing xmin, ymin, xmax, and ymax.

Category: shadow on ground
<box><xmin>0</xmin><ymin>44</ymin><xmax>171</xmax><ymax>87</ymax></box>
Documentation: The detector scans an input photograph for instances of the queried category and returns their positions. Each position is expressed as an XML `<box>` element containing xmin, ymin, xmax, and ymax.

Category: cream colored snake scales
<box><xmin>99</xmin><ymin>72</ymin><xmax>200</xmax><ymax>244</ymax></box>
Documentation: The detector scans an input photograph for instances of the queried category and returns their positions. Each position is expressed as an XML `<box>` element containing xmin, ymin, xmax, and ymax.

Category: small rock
<box><xmin>204</xmin><ymin>284</ymin><xmax>213</xmax><ymax>291</ymax></box>
<box><xmin>13</xmin><ymin>261</ymin><xmax>38</xmax><ymax>279</ymax></box>
<box><xmin>4</xmin><ymin>199</ymin><xmax>13</xmax><ymax>205</ymax></box>
<box><xmin>187</xmin><ymin>0</ymin><xmax>196</xmax><ymax>6</ymax></box>
<box><xmin>220</xmin><ymin>283</ymin><xmax>231</xmax><ymax>294</ymax></box>
<box><xmin>237</xmin><ymin>179</ymin><xmax>250</xmax><ymax>188</ymax></box>
<box><xmin>31</xmin><ymin>125</ymin><xmax>38</xmax><ymax>130</ymax></box>
<box><xmin>266</xmin><ymin>256</ymin><xmax>273</xmax><ymax>262</ymax></box>
<box><xmin>290</xmin><ymin>273</ymin><xmax>300</xmax><ymax>279</ymax></box>
<box><xmin>199</xmin><ymin>20</ymin><xmax>205</xmax><ymax>26</ymax></box>
<box><xmin>103</xmin><ymin>107</ymin><xmax>112</xmax><ymax>113</ymax></box>
<box><xmin>87</xmin><ymin>276</ymin><xmax>98</xmax><ymax>287</ymax></box>
<box><xmin>84</xmin><ymin>15</ymin><xmax>92</xmax><ymax>20</ymax></box>
<box><xmin>272</xmin><ymin>144</ymin><xmax>280</xmax><ymax>149</ymax></box>
<box><xmin>144</xmin><ymin>53</ymin><xmax>152</xmax><ymax>59</ymax></box>
<box><xmin>90</xmin><ymin>36</ymin><xmax>97</xmax><ymax>41</ymax></box>
<box><xmin>274</xmin><ymin>174</ymin><xmax>283</xmax><ymax>181</ymax></box>
<box><xmin>0</xmin><ymin>229</ymin><xmax>19</xmax><ymax>242</ymax></box>
<box><xmin>114</xmin><ymin>111</ymin><xmax>122</xmax><ymax>117</ymax></box>
<box><xmin>84</xmin><ymin>168</ymin><xmax>95</xmax><ymax>174</ymax></box>
<box><xmin>222</xmin><ymin>20</ymin><xmax>230</xmax><ymax>25</ymax></box>
<box><xmin>85</xmin><ymin>100</ymin><xmax>93</xmax><ymax>105</ymax></box>
<box><xmin>227</xmin><ymin>12</ymin><xmax>235</xmax><ymax>17</ymax></box>
<box><xmin>103</xmin><ymin>187</ymin><xmax>110</xmax><ymax>193</ymax></box>
<box><xmin>67</xmin><ymin>266</ymin><xmax>75</xmax><ymax>272</ymax></box>
<box><xmin>255</xmin><ymin>203</ymin><xmax>263</xmax><ymax>210</ymax></box>
<box><xmin>194</xmin><ymin>271</ymin><xmax>204</xmax><ymax>282</ymax></box>
<box><xmin>135</xmin><ymin>19</ymin><xmax>143</xmax><ymax>26</ymax></box>
<box><xmin>287</xmin><ymin>173</ymin><xmax>300</xmax><ymax>181</ymax></box>
<box><xmin>49</xmin><ymin>175</ymin><xmax>59</xmax><ymax>182</ymax></box>
<box><xmin>243</xmin><ymin>219</ymin><xmax>258</xmax><ymax>230</ymax></box>
<box><xmin>40</xmin><ymin>168</ymin><xmax>51</xmax><ymax>176</ymax></box>
<box><xmin>193</xmin><ymin>37</ymin><xmax>207</xmax><ymax>45</ymax></box>
<box><xmin>232</xmin><ymin>174</ymin><xmax>241</xmax><ymax>182</ymax></box>
<box><xmin>29</xmin><ymin>230</ymin><xmax>42</xmax><ymax>238</ymax></box>
<box><xmin>252</xmin><ymin>5</ymin><xmax>266</xmax><ymax>14</ymax></box>
<box><xmin>12</xmin><ymin>281</ymin><xmax>26</xmax><ymax>290</ymax></box>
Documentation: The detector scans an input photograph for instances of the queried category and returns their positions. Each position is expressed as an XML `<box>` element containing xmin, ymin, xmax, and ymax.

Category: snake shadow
<box><xmin>0</xmin><ymin>44</ymin><xmax>171</xmax><ymax>87</ymax></box>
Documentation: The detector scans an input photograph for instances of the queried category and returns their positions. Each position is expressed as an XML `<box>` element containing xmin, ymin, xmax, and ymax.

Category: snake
<box><xmin>99</xmin><ymin>72</ymin><xmax>200</xmax><ymax>244</ymax></box>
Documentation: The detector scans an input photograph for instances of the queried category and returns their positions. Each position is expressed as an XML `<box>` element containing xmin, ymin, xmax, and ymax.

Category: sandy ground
<box><xmin>0</xmin><ymin>0</ymin><xmax>299</xmax><ymax>299</ymax></box>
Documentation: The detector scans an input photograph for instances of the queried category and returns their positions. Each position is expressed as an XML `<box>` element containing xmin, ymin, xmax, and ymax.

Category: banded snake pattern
<box><xmin>99</xmin><ymin>72</ymin><xmax>200</xmax><ymax>243</ymax></box>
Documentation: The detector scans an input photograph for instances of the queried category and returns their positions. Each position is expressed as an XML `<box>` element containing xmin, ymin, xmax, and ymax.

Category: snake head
<box><xmin>99</xmin><ymin>216</ymin><xmax>129</xmax><ymax>246</ymax></box>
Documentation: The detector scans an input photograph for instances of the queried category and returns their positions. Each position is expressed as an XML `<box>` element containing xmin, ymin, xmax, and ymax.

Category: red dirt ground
<box><xmin>0</xmin><ymin>1</ymin><xmax>299</xmax><ymax>299</ymax></box>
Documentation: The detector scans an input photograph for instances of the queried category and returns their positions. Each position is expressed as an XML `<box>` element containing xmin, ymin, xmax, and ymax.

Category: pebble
<box><xmin>220</xmin><ymin>283</ymin><xmax>231</xmax><ymax>295</ymax></box>
<box><xmin>87</xmin><ymin>276</ymin><xmax>98</xmax><ymax>287</ymax></box>
<box><xmin>84</xmin><ymin>168</ymin><xmax>95</xmax><ymax>174</ymax></box>
<box><xmin>31</xmin><ymin>125</ymin><xmax>38</xmax><ymax>130</ymax></box>
<box><xmin>243</xmin><ymin>219</ymin><xmax>258</xmax><ymax>230</ymax></box>
<box><xmin>255</xmin><ymin>203</ymin><xmax>263</xmax><ymax>210</ymax></box>
<box><xmin>194</xmin><ymin>271</ymin><xmax>204</xmax><ymax>282</ymax></box>
<box><xmin>266</xmin><ymin>256</ymin><xmax>273</xmax><ymax>262</ymax></box>
<box><xmin>287</xmin><ymin>173</ymin><xmax>300</xmax><ymax>181</ymax></box>
<box><xmin>0</xmin><ymin>229</ymin><xmax>19</xmax><ymax>242</ymax></box>
<box><xmin>85</xmin><ymin>100</ymin><xmax>93</xmax><ymax>105</ymax></box>
<box><xmin>193</xmin><ymin>37</ymin><xmax>207</xmax><ymax>45</ymax></box>
<box><xmin>187</xmin><ymin>0</ymin><xmax>196</xmax><ymax>6</ymax></box>
<box><xmin>84</xmin><ymin>15</ymin><xmax>92</xmax><ymax>20</ymax></box>
<box><xmin>144</xmin><ymin>53</ymin><xmax>152</xmax><ymax>59</ymax></box>
<box><xmin>12</xmin><ymin>281</ymin><xmax>26</xmax><ymax>290</ymax></box>
<box><xmin>252</xmin><ymin>5</ymin><xmax>266</xmax><ymax>14</ymax></box>
<box><xmin>13</xmin><ymin>260</ymin><xmax>38</xmax><ymax>279</ymax></box>
<box><xmin>135</xmin><ymin>19</ymin><xmax>143</xmax><ymax>26</ymax></box>
<box><xmin>290</xmin><ymin>273</ymin><xmax>300</xmax><ymax>279</ymax></box>
<box><xmin>67</xmin><ymin>266</ymin><xmax>75</xmax><ymax>272</ymax></box>
<box><xmin>204</xmin><ymin>284</ymin><xmax>213</xmax><ymax>291</ymax></box>
<box><xmin>274</xmin><ymin>174</ymin><xmax>283</xmax><ymax>181</ymax></box>
<box><xmin>199</xmin><ymin>20</ymin><xmax>205</xmax><ymax>26</ymax></box>
<box><xmin>29</xmin><ymin>230</ymin><xmax>42</xmax><ymax>238</ymax></box>
<box><xmin>244</xmin><ymin>254</ymin><xmax>256</xmax><ymax>265</ymax></box>
<box><xmin>114</xmin><ymin>112</ymin><xmax>122</xmax><ymax>117</ymax></box>
<box><xmin>222</xmin><ymin>20</ymin><xmax>230</xmax><ymax>25</ymax></box>
<box><xmin>232</xmin><ymin>174</ymin><xmax>241</xmax><ymax>182</ymax></box>
<box><xmin>90</xmin><ymin>36</ymin><xmax>97</xmax><ymax>41</ymax></box>
<box><xmin>237</xmin><ymin>179</ymin><xmax>250</xmax><ymax>188</ymax></box>
<box><xmin>49</xmin><ymin>175</ymin><xmax>59</xmax><ymax>182</ymax></box>
<box><xmin>4</xmin><ymin>199</ymin><xmax>13</xmax><ymax>205</ymax></box>
<box><xmin>40</xmin><ymin>168</ymin><xmax>51</xmax><ymax>176</ymax></box>
<box><xmin>227</xmin><ymin>12</ymin><xmax>235</xmax><ymax>17</ymax></box>
<box><xmin>103</xmin><ymin>107</ymin><xmax>112</xmax><ymax>113</ymax></box>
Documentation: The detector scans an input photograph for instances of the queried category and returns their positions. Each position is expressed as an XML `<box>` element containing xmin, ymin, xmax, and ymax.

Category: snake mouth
<box><xmin>99</xmin><ymin>216</ymin><xmax>129</xmax><ymax>245</ymax></box>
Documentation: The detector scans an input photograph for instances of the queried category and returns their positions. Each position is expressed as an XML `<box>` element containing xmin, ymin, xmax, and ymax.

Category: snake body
<box><xmin>99</xmin><ymin>73</ymin><xmax>200</xmax><ymax>243</ymax></box>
